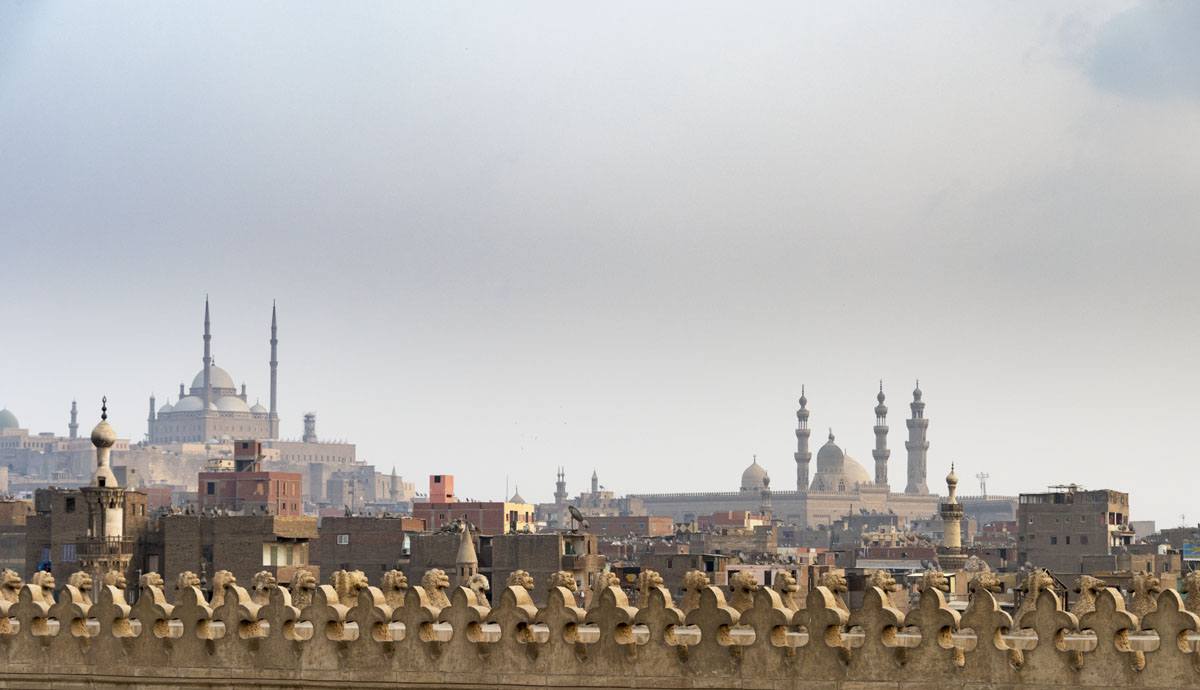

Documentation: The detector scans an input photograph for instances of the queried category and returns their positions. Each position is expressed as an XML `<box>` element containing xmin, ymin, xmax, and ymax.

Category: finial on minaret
<box><xmin>101</xmin><ymin>396</ymin><xmax>108</xmax><ymax>420</ymax></box>
<box><xmin>828</xmin><ymin>428</ymin><xmax>834</xmax><ymax>442</ymax></box>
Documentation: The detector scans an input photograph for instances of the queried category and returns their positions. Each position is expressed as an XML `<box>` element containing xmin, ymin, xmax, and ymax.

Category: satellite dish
<box><xmin>568</xmin><ymin>505</ymin><xmax>586</xmax><ymax>531</ymax></box>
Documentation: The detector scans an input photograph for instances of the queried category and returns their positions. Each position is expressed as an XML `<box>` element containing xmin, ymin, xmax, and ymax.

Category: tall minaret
<box><xmin>202</xmin><ymin>297</ymin><xmax>213</xmax><ymax>409</ymax></box>
<box><xmin>590</xmin><ymin>469</ymin><xmax>599</xmax><ymax>494</ymax></box>
<box><xmin>938</xmin><ymin>464</ymin><xmax>966</xmax><ymax>571</ymax></box>
<box><xmin>872</xmin><ymin>381</ymin><xmax>890</xmax><ymax>487</ymax></box>
<box><xmin>81</xmin><ymin>398</ymin><xmax>133</xmax><ymax>582</ymax></box>
<box><xmin>554</xmin><ymin>467</ymin><xmax>567</xmax><ymax>505</ymax></box>
<box><xmin>904</xmin><ymin>380</ymin><xmax>929</xmax><ymax>495</ymax></box>
<box><xmin>148</xmin><ymin>393</ymin><xmax>156</xmax><ymax>427</ymax></box>
<box><xmin>269</xmin><ymin>301</ymin><xmax>279</xmax><ymax>438</ymax></box>
<box><xmin>68</xmin><ymin>399</ymin><xmax>78</xmax><ymax>439</ymax></box>
<box><xmin>794</xmin><ymin>387</ymin><xmax>812</xmax><ymax>492</ymax></box>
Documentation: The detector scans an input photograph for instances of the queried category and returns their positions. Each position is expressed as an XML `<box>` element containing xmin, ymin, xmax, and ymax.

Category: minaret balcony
<box><xmin>76</xmin><ymin>536</ymin><xmax>135</xmax><ymax>559</ymax></box>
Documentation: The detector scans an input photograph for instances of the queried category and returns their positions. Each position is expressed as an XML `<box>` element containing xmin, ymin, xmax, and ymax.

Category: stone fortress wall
<box><xmin>0</xmin><ymin>566</ymin><xmax>1197</xmax><ymax>689</ymax></box>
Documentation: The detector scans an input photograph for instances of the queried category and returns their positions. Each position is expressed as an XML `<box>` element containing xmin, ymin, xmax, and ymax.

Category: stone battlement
<box><xmin>0</xmin><ymin>567</ymin><xmax>1198</xmax><ymax>689</ymax></box>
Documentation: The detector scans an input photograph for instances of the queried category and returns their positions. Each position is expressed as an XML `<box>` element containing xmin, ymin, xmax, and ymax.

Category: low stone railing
<box><xmin>0</xmin><ymin>571</ymin><xmax>1198</xmax><ymax>689</ymax></box>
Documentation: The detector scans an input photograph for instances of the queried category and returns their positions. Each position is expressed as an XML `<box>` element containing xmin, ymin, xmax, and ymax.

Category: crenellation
<box><xmin>0</xmin><ymin>567</ymin><xmax>1194</xmax><ymax>687</ymax></box>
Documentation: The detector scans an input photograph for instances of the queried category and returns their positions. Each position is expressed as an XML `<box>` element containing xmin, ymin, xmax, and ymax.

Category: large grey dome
<box><xmin>215</xmin><ymin>396</ymin><xmax>251</xmax><ymax>413</ymax></box>
<box><xmin>173</xmin><ymin>396</ymin><xmax>205</xmax><ymax>412</ymax></box>
<box><xmin>0</xmin><ymin>409</ymin><xmax>18</xmax><ymax>431</ymax></box>
<box><xmin>190</xmin><ymin>365</ymin><xmax>236</xmax><ymax>392</ymax></box>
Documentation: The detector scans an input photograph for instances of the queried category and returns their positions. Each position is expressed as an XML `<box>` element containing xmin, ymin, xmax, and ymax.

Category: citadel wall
<box><xmin>0</xmin><ymin>567</ymin><xmax>1196</xmax><ymax>689</ymax></box>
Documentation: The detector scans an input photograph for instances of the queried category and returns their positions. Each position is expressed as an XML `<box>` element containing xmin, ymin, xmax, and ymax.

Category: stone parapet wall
<box><xmin>0</xmin><ymin>569</ymin><xmax>1197</xmax><ymax>689</ymax></box>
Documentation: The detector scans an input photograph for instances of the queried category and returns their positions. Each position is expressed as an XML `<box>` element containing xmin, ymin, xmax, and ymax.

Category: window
<box><xmin>206</xmin><ymin>482</ymin><xmax>216</xmax><ymax>495</ymax></box>
<box><xmin>336</xmin><ymin>534</ymin><xmax>350</xmax><ymax>546</ymax></box>
<box><xmin>1065</xmin><ymin>536</ymin><xmax>1071</xmax><ymax>545</ymax></box>
<box><xmin>62</xmin><ymin>543</ymin><xmax>77</xmax><ymax>561</ymax></box>
<box><xmin>1050</xmin><ymin>536</ymin><xmax>1057</xmax><ymax>545</ymax></box>
<box><xmin>65</xmin><ymin>497</ymin><xmax>76</xmax><ymax>512</ymax></box>
<box><xmin>1080</xmin><ymin>535</ymin><xmax>1089</xmax><ymax>545</ymax></box>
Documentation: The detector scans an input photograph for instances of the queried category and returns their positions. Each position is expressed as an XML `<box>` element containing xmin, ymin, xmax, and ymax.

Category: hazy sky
<box><xmin>2</xmin><ymin>2</ymin><xmax>1198</xmax><ymax>525</ymax></box>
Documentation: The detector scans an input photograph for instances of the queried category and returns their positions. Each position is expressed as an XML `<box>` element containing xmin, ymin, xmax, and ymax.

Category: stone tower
<box><xmin>591</xmin><ymin>469</ymin><xmax>599</xmax><ymax>494</ymax></box>
<box><xmin>938</xmin><ymin>464</ymin><xmax>966</xmax><ymax>571</ymax></box>
<box><xmin>456</xmin><ymin>522</ymin><xmax>478</xmax><ymax>586</ymax></box>
<box><xmin>554</xmin><ymin>467</ymin><xmax>567</xmax><ymax>505</ymax></box>
<box><xmin>303</xmin><ymin>413</ymin><xmax>317</xmax><ymax>443</ymax></box>
<box><xmin>68</xmin><ymin>399</ymin><xmax>78</xmax><ymax>439</ymax></box>
<box><xmin>904</xmin><ymin>381</ymin><xmax>929</xmax><ymax>495</ymax></box>
<box><xmin>79</xmin><ymin>398</ymin><xmax>133</xmax><ymax>581</ymax></box>
<box><xmin>147</xmin><ymin>393</ymin><xmax>156</xmax><ymax>430</ymax></box>
<box><xmin>269</xmin><ymin>301</ymin><xmax>280</xmax><ymax>438</ymax></box>
<box><xmin>872</xmin><ymin>381</ymin><xmax>890</xmax><ymax>486</ymax></box>
<box><xmin>794</xmin><ymin>387</ymin><xmax>811</xmax><ymax>492</ymax></box>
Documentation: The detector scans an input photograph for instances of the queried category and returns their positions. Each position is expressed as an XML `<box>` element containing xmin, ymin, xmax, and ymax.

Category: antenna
<box><xmin>975</xmin><ymin>472</ymin><xmax>989</xmax><ymax>499</ymax></box>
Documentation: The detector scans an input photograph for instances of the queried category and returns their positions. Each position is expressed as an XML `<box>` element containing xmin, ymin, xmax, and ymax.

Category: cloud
<box><xmin>1084</xmin><ymin>2</ymin><xmax>1200</xmax><ymax>100</ymax></box>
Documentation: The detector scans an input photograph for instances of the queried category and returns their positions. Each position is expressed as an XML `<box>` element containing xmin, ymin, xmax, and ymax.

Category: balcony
<box><xmin>75</xmin><ymin>537</ymin><xmax>135</xmax><ymax>559</ymax></box>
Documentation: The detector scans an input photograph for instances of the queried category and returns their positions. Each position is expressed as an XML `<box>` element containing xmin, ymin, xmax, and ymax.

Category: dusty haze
<box><xmin>2</xmin><ymin>2</ymin><xmax>1198</xmax><ymax>524</ymax></box>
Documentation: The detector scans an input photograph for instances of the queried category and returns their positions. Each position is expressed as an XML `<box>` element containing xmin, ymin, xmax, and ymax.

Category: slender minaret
<box><xmin>794</xmin><ymin>387</ymin><xmax>812</xmax><ymax>492</ymax></box>
<box><xmin>872</xmin><ymin>381</ymin><xmax>890</xmax><ymax>487</ymax></box>
<box><xmin>904</xmin><ymin>380</ymin><xmax>929</xmax><ymax>495</ymax></box>
<box><xmin>554</xmin><ymin>467</ymin><xmax>567</xmax><ymax>505</ymax></box>
<box><xmin>389</xmin><ymin>467</ymin><xmax>400</xmax><ymax>503</ymax></box>
<box><xmin>68</xmin><ymin>400</ymin><xmax>78</xmax><ymax>439</ymax></box>
<box><xmin>202</xmin><ymin>297</ymin><xmax>212</xmax><ymax>409</ymax></box>
<box><xmin>148</xmin><ymin>393</ymin><xmax>156</xmax><ymax>425</ymax></box>
<box><xmin>759</xmin><ymin>475</ymin><xmax>772</xmax><ymax>522</ymax></box>
<box><xmin>302</xmin><ymin>413</ymin><xmax>317</xmax><ymax>443</ymax></box>
<box><xmin>938</xmin><ymin>464</ymin><xmax>966</xmax><ymax>571</ymax></box>
<box><xmin>591</xmin><ymin>469</ymin><xmax>599</xmax><ymax>494</ymax></box>
<box><xmin>80</xmin><ymin>397</ymin><xmax>132</xmax><ymax>582</ymax></box>
<box><xmin>269</xmin><ymin>301</ymin><xmax>279</xmax><ymax>438</ymax></box>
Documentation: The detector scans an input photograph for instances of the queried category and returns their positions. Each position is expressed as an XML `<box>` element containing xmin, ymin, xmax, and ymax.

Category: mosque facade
<box><xmin>630</xmin><ymin>383</ymin><xmax>942</xmax><ymax>527</ymax></box>
<box><xmin>147</xmin><ymin>299</ymin><xmax>280</xmax><ymax>444</ymax></box>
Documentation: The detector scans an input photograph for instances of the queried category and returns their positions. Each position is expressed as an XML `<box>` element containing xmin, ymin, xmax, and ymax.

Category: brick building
<box><xmin>412</xmin><ymin>474</ymin><xmax>535</xmax><ymax>534</ymax></box>
<box><xmin>160</xmin><ymin>514</ymin><xmax>318</xmax><ymax>586</ymax></box>
<box><xmin>25</xmin><ymin>486</ymin><xmax>152</xmax><ymax>582</ymax></box>
<box><xmin>198</xmin><ymin>440</ymin><xmax>303</xmax><ymax>516</ymax></box>
<box><xmin>1017</xmin><ymin>486</ymin><xmax>1136</xmax><ymax>574</ymax></box>
<box><xmin>312</xmin><ymin>515</ymin><xmax>425</xmax><ymax>581</ymax></box>
<box><xmin>585</xmin><ymin>515</ymin><xmax>674</xmax><ymax>537</ymax></box>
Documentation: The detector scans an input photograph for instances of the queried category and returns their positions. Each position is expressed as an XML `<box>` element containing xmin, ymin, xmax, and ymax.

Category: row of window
<box><xmin>1020</xmin><ymin>533</ymin><xmax>1090</xmax><ymax>545</ymax></box>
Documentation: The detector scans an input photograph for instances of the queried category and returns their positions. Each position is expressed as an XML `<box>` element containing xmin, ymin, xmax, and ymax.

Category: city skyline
<box><xmin>4</xmin><ymin>2</ymin><xmax>1200</xmax><ymax>525</ymax></box>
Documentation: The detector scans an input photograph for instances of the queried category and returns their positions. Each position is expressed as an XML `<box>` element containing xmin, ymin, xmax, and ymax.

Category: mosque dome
<box><xmin>249</xmin><ymin>402</ymin><xmax>268</xmax><ymax>414</ymax></box>
<box><xmin>157</xmin><ymin>401</ymin><xmax>174</xmax><ymax>416</ymax></box>
<box><xmin>215</xmin><ymin>396</ymin><xmax>251</xmax><ymax>413</ymax></box>
<box><xmin>0</xmin><ymin>409</ymin><xmax>18</xmax><ymax>431</ymax></box>
<box><xmin>740</xmin><ymin>457</ymin><xmax>769</xmax><ymax>492</ymax></box>
<box><xmin>173</xmin><ymin>396</ymin><xmax>205</xmax><ymax>412</ymax></box>
<box><xmin>810</xmin><ymin>432</ymin><xmax>870</xmax><ymax>492</ymax></box>
<box><xmin>190</xmin><ymin>365</ymin><xmax>236</xmax><ymax>392</ymax></box>
<box><xmin>509</xmin><ymin>486</ymin><xmax>526</xmax><ymax>504</ymax></box>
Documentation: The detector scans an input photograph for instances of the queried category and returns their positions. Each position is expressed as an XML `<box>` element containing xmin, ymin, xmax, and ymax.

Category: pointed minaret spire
<box><xmin>905</xmin><ymin>379</ymin><xmax>930</xmax><ymax>495</ymax></box>
<box><xmin>872</xmin><ymin>380</ymin><xmax>890</xmax><ymax>487</ymax></box>
<box><xmin>69</xmin><ymin>399</ymin><xmax>79</xmax><ymax>439</ymax></box>
<box><xmin>795</xmin><ymin>387</ymin><xmax>811</xmax><ymax>492</ymax></box>
<box><xmin>590</xmin><ymin>469</ymin><xmax>599</xmax><ymax>494</ymax></box>
<box><xmin>269</xmin><ymin>300</ymin><xmax>279</xmax><ymax>438</ymax></box>
<box><xmin>202</xmin><ymin>296</ymin><xmax>212</xmax><ymax>410</ymax></box>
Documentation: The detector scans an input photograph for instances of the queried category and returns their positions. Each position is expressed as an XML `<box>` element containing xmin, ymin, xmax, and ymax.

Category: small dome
<box><xmin>913</xmin><ymin>381</ymin><xmax>923</xmax><ymax>401</ymax></box>
<box><xmin>509</xmin><ymin>486</ymin><xmax>526</xmax><ymax>504</ymax></box>
<box><xmin>215</xmin><ymin>396</ymin><xmax>251</xmax><ymax>413</ymax></box>
<box><xmin>91</xmin><ymin>400</ymin><xmax>116</xmax><ymax>448</ymax></box>
<box><xmin>190</xmin><ymin>365</ymin><xmax>237</xmax><ymax>392</ymax></box>
<box><xmin>250</xmin><ymin>402</ymin><xmax>268</xmax><ymax>414</ymax></box>
<box><xmin>740</xmin><ymin>457</ymin><xmax>769</xmax><ymax>492</ymax></box>
<box><xmin>173</xmin><ymin>396</ymin><xmax>205</xmax><ymax>412</ymax></box>
<box><xmin>0</xmin><ymin>408</ymin><xmax>18</xmax><ymax>431</ymax></box>
<box><xmin>157</xmin><ymin>401</ymin><xmax>174</xmax><ymax>415</ymax></box>
<box><xmin>816</xmin><ymin>433</ymin><xmax>844</xmax><ymax>467</ymax></box>
<box><xmin>946</xmin><ymin>464</ymin><xmax>958</xmax><ymax>485</ymax></box>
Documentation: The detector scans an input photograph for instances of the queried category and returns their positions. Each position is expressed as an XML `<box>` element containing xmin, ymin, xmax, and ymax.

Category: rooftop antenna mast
<box><xmin>976</xmin><ymin>472</ymin><xmax>989</xmax><ymax>499</ymax></box>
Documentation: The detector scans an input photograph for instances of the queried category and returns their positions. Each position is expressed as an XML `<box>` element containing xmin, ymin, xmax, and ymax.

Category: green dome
<box><xmin>0</xmin><ymin>409</ymin><xmax>18</xmax><ymax>431</ymax></box>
